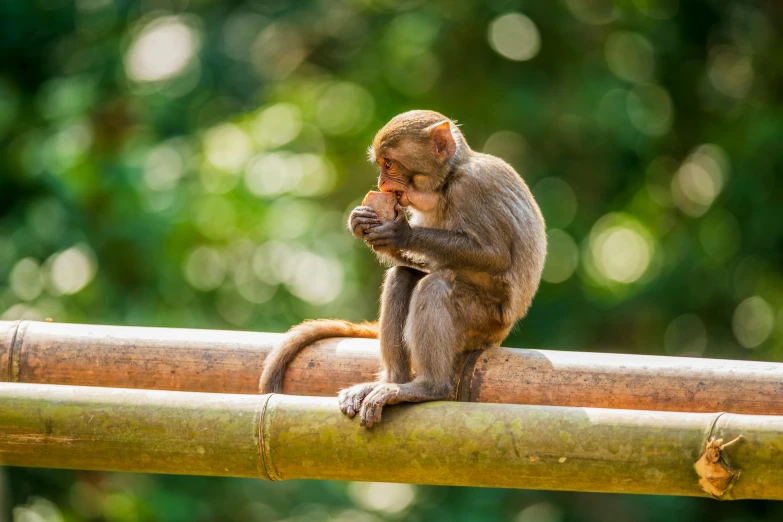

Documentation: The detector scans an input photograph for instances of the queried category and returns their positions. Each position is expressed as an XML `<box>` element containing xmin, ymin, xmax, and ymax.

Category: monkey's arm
<box><xmin>365</xmin><ymin>215</ymin><xmax>509</xmax><ymax>273</ymax></box>
<box><xmin>386</xmin><ymin>250</ymin><xmax>431</xmax><ymax>271</ymax></box>
<box><xmin>350</xmin><ymin>206</ymin><xmax>430</xmax><ymax>270</ymax></box>
<box><xmin>369</xmin><ymin>245</ymin><xmax>431</xmax><ymax>271</ymax></box>
<box><xmin>405</xmin><ymin>227</ymin><xmax>509</xmax><ymax>272</ymax></box>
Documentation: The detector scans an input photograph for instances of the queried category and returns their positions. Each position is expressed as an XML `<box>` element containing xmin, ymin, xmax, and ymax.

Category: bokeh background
<box><xmin>2</xmin><ymin>0</ymin><xmax>782</xmax><ymax>520</ymax></box>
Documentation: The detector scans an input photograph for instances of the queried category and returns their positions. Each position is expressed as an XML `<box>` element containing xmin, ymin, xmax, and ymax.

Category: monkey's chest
<box><xmin>409</xmin><ymin>211</ymin><xmax>441</xmax><ymax>229</ymax></box>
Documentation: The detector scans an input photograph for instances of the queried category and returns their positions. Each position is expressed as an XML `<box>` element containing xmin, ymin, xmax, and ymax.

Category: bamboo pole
<box><xmin>0</xmin><ymin>382</ymin><xmax>778</xmax><ymax>500</ymax></box>
<box><xmin>3</xmin><ymin>320</ymin><xmax>783</xmax><ymax>415</ymax></box>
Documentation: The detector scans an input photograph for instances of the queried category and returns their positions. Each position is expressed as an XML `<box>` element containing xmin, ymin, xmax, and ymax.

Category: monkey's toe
<box><xmin>359</xmin><ymin>401</ymin><xmax>382</xmax><ymax>428</ymax></box>
<box><xmin>359</xmin><ymin>385</ymin><xmax>397</xmax><ymax>428</ymax></box>
<box><xmin>339</xmin><ymin>399</ymin><xmax>356</xmax><ymax>417</ymax></box>
<box><xmin>337</xmin><ymin>391</ymin><xmax>358</xmax><ymax>417</ymax></box>
<box><xmin>338</xmin><ymin>382</ymin><xmax>377</xmax><ymax>418</ymax></box>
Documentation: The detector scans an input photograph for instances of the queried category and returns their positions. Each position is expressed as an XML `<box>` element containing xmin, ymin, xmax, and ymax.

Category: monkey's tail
<box><xmin>258</xmin><ymin>319</ymin><xmax>379</xmax><ymax>393</ymax></box>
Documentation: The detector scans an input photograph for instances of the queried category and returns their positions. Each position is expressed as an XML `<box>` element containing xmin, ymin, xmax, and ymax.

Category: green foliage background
<box><xmin>1</xmin><ymin>0</ymin><xmax>782</xmax><ymax>520</ymax></box>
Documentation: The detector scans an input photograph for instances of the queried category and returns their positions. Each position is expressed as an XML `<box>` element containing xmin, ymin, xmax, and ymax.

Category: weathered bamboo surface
<box><xmin>0</xmin><ymin>382</ymin><xmax>779</xmax><ymax>499</ymax></box>
<box><xmin>3</xmin><ymin>320</ymin><xmax>783</xmax><ymax>415</ymax></box>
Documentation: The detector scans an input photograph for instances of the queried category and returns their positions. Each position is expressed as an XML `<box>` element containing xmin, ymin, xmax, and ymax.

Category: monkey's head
<box><xmin>369</xmin><ymin>110</ymin><xmax>466</xmax><ymax>209</ymax></box>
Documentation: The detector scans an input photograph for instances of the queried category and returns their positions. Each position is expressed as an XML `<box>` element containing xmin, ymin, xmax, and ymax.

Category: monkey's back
<box><xmin>446</xmin><ymin>152</ymin><xmax>547</xmax><ymax>324</ymax></box>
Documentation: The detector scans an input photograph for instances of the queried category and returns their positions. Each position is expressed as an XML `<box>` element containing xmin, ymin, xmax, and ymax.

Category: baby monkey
<box><xmin>259</xmin><ymin>110</ymin><xmax>546</xmax><ymax>427</ymax></box>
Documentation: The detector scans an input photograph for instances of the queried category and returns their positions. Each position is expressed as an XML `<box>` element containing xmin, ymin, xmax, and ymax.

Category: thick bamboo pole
<box><xmin>0</xmin><ymin>382</ymin><xmax>778</xmax><ymax>500</ymax></box>
<box><xmin>3</xmin><ymin>320</ymin><xmax>783</xmax><ymax>415</ymax></box>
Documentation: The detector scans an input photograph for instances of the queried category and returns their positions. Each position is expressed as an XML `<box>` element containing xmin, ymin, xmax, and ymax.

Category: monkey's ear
<box><xmin>428</xmin><ymin>121</ymin><xmax>456</xmax><ymax>160</ymax></box>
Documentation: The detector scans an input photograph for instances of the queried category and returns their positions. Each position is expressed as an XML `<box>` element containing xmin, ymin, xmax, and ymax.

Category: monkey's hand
<box><xmin>364</xmin><ymin>205</ymin><xmax>412</xmax><ymax>252</ymax></box>
<box><xmin>348</xmin><ymin>206</ymin><xmax>382</xmax><ymax>240</ymax></box>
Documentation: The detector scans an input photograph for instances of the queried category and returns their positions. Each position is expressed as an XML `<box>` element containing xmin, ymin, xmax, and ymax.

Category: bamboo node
<box><xmin>694</xmin><ymin>435</ymin><xmax>743</xmax><ymax>499</ymax></box>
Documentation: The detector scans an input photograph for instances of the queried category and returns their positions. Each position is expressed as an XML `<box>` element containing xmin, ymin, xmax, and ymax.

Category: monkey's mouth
<box><xmin>395</xmin><ymin>191</ymin><xmax>410</xmax><ymax>207</ymax></box>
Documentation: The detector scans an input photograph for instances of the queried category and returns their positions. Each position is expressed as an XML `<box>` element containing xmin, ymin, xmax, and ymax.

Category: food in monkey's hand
<box><xmin>361</xmin><ymin>191</ymin><xmax>397</xmax><ymax>223</ymax></box>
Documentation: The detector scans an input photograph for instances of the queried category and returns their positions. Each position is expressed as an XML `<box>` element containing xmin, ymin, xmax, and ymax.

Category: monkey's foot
<box><xmin>359</xmin><ymin>383</ymin><xmax>403</xmax><ymax>428</ymax></box>
<box><xmin>360</xmin><ymin>380</ymin><xmax>452</xmax><ymax>428</ymax></box>
<box><xmin>338</xmin><ymin>382</ymin><xmax>381</xmax><ymax>418</ymax></box>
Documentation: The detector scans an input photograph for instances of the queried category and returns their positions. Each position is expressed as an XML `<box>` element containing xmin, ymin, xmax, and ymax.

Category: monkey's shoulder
<box><xmin>453</xmin><ymin>153</ymin><xmax>531</xmax><ymax>196</ymax></box>
<box><xmin>446</xmin><ymin>156</ymin><xmax>535</xmax><ymax>213</ymax></box>
<box><xmin>438</xmin><ymin>156</ymin><xmax>544</xmax><ymax>244</ymax></box>
<box><xmin>469</xmin><ymin>152</ymin><xmax>524</xmax><ymax>177</ymax></box>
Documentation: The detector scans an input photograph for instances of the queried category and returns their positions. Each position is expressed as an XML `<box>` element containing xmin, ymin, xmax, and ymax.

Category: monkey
<box><xmin>259</xmin><ymin>109</ymin><xmax>547</xmax><ymax>428</ymax></box>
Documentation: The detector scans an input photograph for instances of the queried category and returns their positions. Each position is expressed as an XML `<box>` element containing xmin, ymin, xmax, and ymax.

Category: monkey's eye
<box><xmin>383</xmin><ymin>159</ymin><xmax>392</xmax><ymax>169</ymax></box>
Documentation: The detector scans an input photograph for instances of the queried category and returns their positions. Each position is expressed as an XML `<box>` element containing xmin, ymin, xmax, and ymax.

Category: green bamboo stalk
<box><xmin>0</xmin><ymin>383</ymin><xmax>779</xmax><ymax>499</ymax></box>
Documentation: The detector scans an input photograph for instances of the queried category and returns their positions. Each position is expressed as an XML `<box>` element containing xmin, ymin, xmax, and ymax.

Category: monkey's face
<box><xmin>369</xmin><ymin>114</ymin><xmax>458</xmax><ymax>212</ymax></box>
<box><xmin>372</xmin><ymin>137</ymin><xmax>447</xmax><ymax>208</ymax></box>
<box><xmin>373</xmin><ymin>151</ymin><xmax>426</xmax><ymax>210</ymax></box>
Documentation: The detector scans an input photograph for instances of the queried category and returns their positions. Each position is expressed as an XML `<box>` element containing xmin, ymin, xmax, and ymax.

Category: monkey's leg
<box><xmin>380</xmin><ymin>266</ymin><xmax>424</xmax><ymax>382</ymax></box>
<box><xmin>359</xmin><ymin>272</ymin><xmax>463</xmax><ymax>428</ymax></box>
<box><xmin>339</xmin><ymin>266</ymin><xmax>424</xmax><ymax>418</ymax></box>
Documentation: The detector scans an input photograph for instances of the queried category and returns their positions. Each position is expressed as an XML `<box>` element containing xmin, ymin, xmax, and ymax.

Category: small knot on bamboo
<box><xmin>694</xmin><ymin>435</ymin><xmax>743</xmax><ymax>499</ymax></box>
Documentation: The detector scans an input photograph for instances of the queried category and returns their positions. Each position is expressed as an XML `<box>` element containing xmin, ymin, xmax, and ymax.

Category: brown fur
<box><xmin>258</xmin><ymin>320</ymin><xmax>378</xmax><ymax>393</ymax></box>
<box><xmin>259</xmin><ymin>110</ymin><xmax>547</xmax><ymax>428</ymax></box>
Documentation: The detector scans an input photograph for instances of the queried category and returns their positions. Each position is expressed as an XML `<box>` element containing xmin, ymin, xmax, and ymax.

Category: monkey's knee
<box><xmin>383</xmin><ymin>266</ymin><xmax>424</xmax><ymax>293</ymax></box>
<box><xmin>406</xmin><ymin>273</ymin><xmax>457</xmax><ymax>331</ymax></box>
<box><xmin>410</xmin><ymin>272</ymin><xmax>454</xmax><ymax>307</ymax></box>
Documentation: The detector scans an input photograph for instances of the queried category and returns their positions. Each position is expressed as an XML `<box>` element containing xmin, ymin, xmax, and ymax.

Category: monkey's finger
<box><xmin>393</xmin><ymin>204</ymin><xmax>406</xmax><ymax>222</ymax></box>
<box><xmin>351</xmin><ymin>207</ymin><xmax>379</xmax><ymax>218</ymax></box>
<box><xmin>353</xmin><ymin>217</ymin><xmax>382</xmax><ymax>226</ymax></box>
<box><xmin>363</xmin><ymin>224</ymin><xmax>387</xmax><ymax>234</ymax></box>
<box><xmin>367</xmin><ymin>241</ymin><xmax>392</xmax><ymax>251</ymax></box>
<box><xmin>352</xmin><ymin>226</ymin><xmax>367</xmax><ymax>239</ymax></box>
<box><xmin>351</xmin><ymin>212</ymin><xmax>379</xmax><ymax>221</ymax></box>
<box><xmin>357</xmin><ymin>223</ymin><xmax>378</xmax><ymax>232</ymax></box>
<box><xmin>364</xmin><ymin>230</ymin><xmax>391</xmax><ymax>241</ymax></box>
